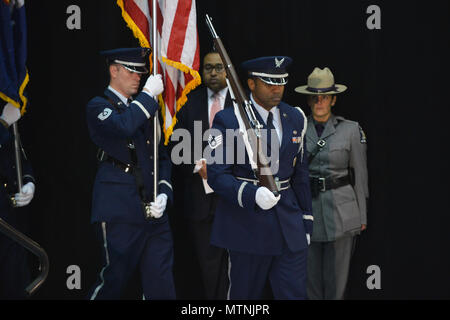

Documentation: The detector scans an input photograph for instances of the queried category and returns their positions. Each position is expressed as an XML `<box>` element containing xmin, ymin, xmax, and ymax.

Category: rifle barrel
<box><xmin>205</xmin><ymin>14</ymin><xmax>280</xmax><ymax>196</ymax></box>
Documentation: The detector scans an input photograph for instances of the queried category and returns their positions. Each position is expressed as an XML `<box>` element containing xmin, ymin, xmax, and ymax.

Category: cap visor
<box><xmin>121</xmin><ymin>64</ymin><xmax>149</xmax><ymax>74</ymax></box>
<box><xmin>258</xmin><ymin>76</ymin><xmax>288</xmax><ymax>86</ymax></box>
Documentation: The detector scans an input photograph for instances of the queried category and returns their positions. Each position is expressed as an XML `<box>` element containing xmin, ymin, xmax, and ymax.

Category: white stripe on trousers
<box><xmin>90</xmin><ymin>222</ymin><xmax>110</xmax><ymax>300</ymax></box>
<box><xmin>226</xmin><ymin>249</ymin><xmax>232</xmax><ymax>300</ymax></box>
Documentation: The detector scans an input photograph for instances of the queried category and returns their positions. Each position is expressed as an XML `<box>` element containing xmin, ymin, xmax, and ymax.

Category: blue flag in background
<box><xmin>0</xmin><ymin>0</ymin><xmax>29</xmax><ymax>114</ymax></box>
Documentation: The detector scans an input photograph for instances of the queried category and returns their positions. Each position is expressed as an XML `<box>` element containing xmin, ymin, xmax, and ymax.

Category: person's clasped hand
<box><xmin>255</xmin><ymin>186</ymin><xmax>280</xmax><ymax>210</ymax></box>
<box><xmin>150</xmin><ymin>193</ymin><xmax>168</xmax><ymax>218</ymax></box>
<box><xmin>14</xmin><ymin>182</ymin><xmax>35</xmax><ymax>207</ymax></box>
<box><xmin>1</xmin><ymin>103</ymin><xmax>21</xmax><ymax>126</ymax></box>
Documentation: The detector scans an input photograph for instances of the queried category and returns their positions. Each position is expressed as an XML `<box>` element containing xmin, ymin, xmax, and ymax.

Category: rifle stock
<box><xmin>205</xmin><ymin>14</ymin><xmax>279</xmax><ymax>196</ymax></box>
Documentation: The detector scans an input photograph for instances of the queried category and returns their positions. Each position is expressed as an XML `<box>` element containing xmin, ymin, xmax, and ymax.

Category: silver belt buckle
<box><xmin>143</xmin><ymin>202</ymin><xmax>153</xmax><ymax>219</ymax></box>
<box><xmin>275</xmin><ymin>177</ymin><xmax>281</xmax><ymax>191</ymax></box>
<box><xmin>318</xmin><ymin>177</ymin><xmax>326</xmax><ymax>192</ymax></box>
<box><xmin>10</xmin><ymin>195</ymin><xmax>17</xmax><ymax>207</ymax></box>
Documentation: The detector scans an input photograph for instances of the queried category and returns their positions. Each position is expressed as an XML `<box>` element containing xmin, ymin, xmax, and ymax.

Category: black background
<box><xmin>12</xmin><ymin>0</ymin><xmax>450</xmax><ymax>300</ymax></box>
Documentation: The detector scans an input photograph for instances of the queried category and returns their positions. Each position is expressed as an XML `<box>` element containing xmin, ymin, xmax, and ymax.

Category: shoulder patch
<box><xmin>208</xmin><ymin>134</ymin><xmax>222</xmax><ymax>149</ymax></box>
<box><xmin>98</xmin><ymin>108</ymin><xmax>113</xmax><ymax>121</ymax></box>
<box><xmin>359</xmin><ymin>125</ymin><xmax>367</xmax><ymax>144</ymax></box>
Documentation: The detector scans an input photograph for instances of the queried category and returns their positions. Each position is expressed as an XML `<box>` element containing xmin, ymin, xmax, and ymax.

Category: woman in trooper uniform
<box><xmin>295</xmin><ymin>67</ymin><xmax>369</xmax><ymax>300</ymax></box>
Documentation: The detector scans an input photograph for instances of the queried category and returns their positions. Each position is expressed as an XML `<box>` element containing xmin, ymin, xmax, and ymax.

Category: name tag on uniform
<box><xmin>292</xmin><ymin>136</ymin><xmax>302</xmax><ymax>144</ymax></box>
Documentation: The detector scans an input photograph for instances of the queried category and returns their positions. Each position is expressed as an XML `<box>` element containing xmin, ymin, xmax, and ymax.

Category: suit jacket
<box><xmin>171</xmin><ymin>86</ymin><xmax>232</xmax><ymax>221</ymax></box>
<box><xmin>86</xmin><ymin>88</ymin><xmax>173</xmax><ymax>224</ymax></box>
<box><xmin>207</xmin><ymin>101</ymin><xmax>313</xmax><ymax>255</ymax></box>
<box><xmin>306</xmin><ymin>114</ymin><xmax>369</xmax><ymax>241</ymax></box>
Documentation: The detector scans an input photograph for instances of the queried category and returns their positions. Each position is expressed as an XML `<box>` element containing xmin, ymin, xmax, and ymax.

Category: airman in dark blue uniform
<box><xmin>207</xmin><ymin>56</ymin><xmax>313</xmax><ymax>299</ymax></box>
<box><xmin>86</xmin><ymin>48</ymin><xmax>175</xmax><ymax>299</ymax></box>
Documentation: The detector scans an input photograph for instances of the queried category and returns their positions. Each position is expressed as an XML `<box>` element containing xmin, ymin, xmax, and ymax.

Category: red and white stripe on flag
<box><xmin>117</xmin><ymin>0</ymin><xmax>201</xmax><ymax>144</ymax></box>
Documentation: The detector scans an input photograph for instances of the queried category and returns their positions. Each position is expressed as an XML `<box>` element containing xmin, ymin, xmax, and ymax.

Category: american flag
<box><xmin>0</xmin><ymin>0</ymin><xmax>29</xmax><ymax>114</ymax></box>
<box><xmin>117</xmin><ymin>0</ymin><xmax>201</xmax><ymax>144</ymax></box>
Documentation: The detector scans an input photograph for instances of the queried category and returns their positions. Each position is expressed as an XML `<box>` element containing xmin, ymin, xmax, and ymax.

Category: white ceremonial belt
<box><xmin>235</xmin><ymin>177</ymin><xmax>291</xmax><ymax>191</ymax></box>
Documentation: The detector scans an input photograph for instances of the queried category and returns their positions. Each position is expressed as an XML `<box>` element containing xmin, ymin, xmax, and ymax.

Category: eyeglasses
<box><xmin>204</xmin><ymin>64</ymin><xmax>225</xmax><ymax>73</ymax></box>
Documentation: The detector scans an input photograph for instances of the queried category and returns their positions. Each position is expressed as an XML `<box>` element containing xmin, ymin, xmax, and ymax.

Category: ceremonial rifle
<box><xmin>205</xmin><ymin>14</ymin><xmax>279</xmax><ymax>196</ymax></box>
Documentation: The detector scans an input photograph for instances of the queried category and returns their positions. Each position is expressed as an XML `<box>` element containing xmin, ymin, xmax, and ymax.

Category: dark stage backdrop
<box><xmin>14</xmin><ymin>0</ymin><xmax>449</xmax><ymax>299</ymax></box>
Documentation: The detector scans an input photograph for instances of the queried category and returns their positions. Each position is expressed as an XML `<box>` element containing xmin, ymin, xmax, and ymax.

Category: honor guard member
<box><xmin>0</xmin><ymin>103</ymin><xmax>36</xmax><ymax>299</ymax></box>
<box><xmin>295</xmin><ymin>67</ymin><xmax>369</xmax><ymax>299</ymax></box>
<box><xmin>207</xmin><ymin>56</ymin><xmax>313</xmax><ymax>299</ymax></box>
<box><xmin>86</xmin><ymin>48</ymin><xmax>175</xmax><ymax>299</ymax></box>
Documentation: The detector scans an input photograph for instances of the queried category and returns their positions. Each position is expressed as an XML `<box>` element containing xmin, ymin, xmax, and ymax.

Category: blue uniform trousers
<box><xmin>89</xmin><ymin>222</ymin><xmax>175</xmax><ymax>300</ymax></box>
<box><xmin>228</xmin><ymin>246</ymin><xmax>308</xmax><ymax>300</ymax></box>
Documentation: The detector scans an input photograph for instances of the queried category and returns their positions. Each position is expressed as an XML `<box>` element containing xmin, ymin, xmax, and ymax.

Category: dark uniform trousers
<box><xmin>307</xmin><ymin>237</ymin><xmax>354</xmax><ymax>299</ymax></box>
<box><xmin>228</xmin><ymin>246</ymin><xmax>308</xmax><ymax>300</ymax></box>
<box><xmin>89</xmin><ymin>222</ymin><xmax>175</xmax><ymax>299</ymax></box>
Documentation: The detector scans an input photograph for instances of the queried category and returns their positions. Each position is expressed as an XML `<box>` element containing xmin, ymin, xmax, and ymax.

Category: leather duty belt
<box><xmin>236</xmin><ymin>176</ymin><xmax>291</xmax><ymax>191</ymax></box>
<box><xmin>97</xmin><ymin>149</ymin><xmax>135</xmax><ymax>175</ymax></box>
<box><xmin>309</xmin><ymin>175</ymin><xmax>351</xmax><ymax>194</ymax></box>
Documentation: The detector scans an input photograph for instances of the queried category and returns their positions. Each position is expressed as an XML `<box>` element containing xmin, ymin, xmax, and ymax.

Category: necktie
<box><xmin>127</xmin><ymin>98</ymin><xmax>133</xmax><ymax>106</ymax></box>
<box><xmin>267</xmin><ymin>111</ymin><xmax>280</xmax><ymax>149</ymax></box>
<box><xmin>315</xmin><ymin>123</ymin><xmax>325</xmax><ymax>137</ymax></box>
<box><xmin>209</xmin><ymin>93</ymin><xmax>221</xmax><ymax>128</ymax></box>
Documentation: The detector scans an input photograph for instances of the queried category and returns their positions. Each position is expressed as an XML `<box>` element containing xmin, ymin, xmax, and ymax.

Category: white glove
<box><xmin>143</xmin><ymin>74</ymin><xmax>164</xmax><ymax>97</ymax></box>
<box><xmin>255</xmin><ymin>186</ymin><xmax>280</xmax><ymax>210</ymax></box>
<box><xmin>14</xmin><ymin>182</ymin><xmax>35</xmax><ymax>207</ymax></box>
<box><xmin>1</xmin><ymin>103</ymin><xmax>21</xmax><ymax>126</ymax></box>
<box><xmin>306</xmin><ymin>233</ymin><xmax>311</xmax><ymax>246</ymax></box>
<box><xmin>150</xmin><ymin>193</ymin><xmax>168</xmax><ymax>218</ymax></box>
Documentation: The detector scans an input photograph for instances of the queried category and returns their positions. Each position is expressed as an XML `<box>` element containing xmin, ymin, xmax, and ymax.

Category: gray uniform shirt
<box><xmin>306</xmin><ymin>114</ymin><xmax>369</xmax><ymax>242</ymax></box>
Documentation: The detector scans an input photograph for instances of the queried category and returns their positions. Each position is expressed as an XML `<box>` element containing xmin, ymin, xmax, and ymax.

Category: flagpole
<box><xmin>12</xmin><ymin>122</ymin><xmax>23</xmax><ymax>192</ymax></box>
<box><xmin>152</xmin><ymin>0</ymin><xmax>158</xmax><ymax>203</ymax></box>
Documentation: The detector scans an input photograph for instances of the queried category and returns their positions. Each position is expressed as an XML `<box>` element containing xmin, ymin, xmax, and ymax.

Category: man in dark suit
<box><xmin>86</xmin><ymin>48</ymin><xmax>175</xmax><ymax>299</ymax></box>
<box><xmin>207</xmin><ymin>56</ymin><xmax>313</xmax><ymax>299</ymax></box>
<box><xmin>170</xmin><ymin>51</ymin><xmax>231</xmax><ymax>299</ymax></box>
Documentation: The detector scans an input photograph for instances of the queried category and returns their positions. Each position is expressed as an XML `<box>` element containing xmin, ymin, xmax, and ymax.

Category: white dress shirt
<box><xmin>250</xmin><ymin>93</ymin><xmax>283</xmax><ymax>144</ymax></box>
<box><xmin>207</xmin><ymin>87</ymin><xmax>229</xmax><ymax>121</ymax></box>
<box><xmin>108</xmin><ymin>85</ymin><xmax>129</xmax><ymax>106</ymax></box>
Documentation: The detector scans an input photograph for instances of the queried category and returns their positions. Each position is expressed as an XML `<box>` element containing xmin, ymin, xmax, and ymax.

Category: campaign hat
<box><xmin>295</xmin><ymin>67</ymin><xmax>347</xmax><ymax>95</ymax></box>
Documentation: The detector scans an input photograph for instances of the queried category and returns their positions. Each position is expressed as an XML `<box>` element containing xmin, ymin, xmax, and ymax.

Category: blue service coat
<box><xmin>207</xmin><ymin>102</ymin><xmax>313</xmax><ymax>255</ymax></box>
<box><xmin>86</xmin><ymin>89</ymin><xmax>173</xmax><ymax>224</ymax></box>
